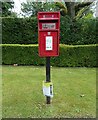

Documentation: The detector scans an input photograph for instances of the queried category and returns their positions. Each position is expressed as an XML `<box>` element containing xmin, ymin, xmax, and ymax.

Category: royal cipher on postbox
<box><xmin>38</xmin><ymin>12</ymin><xmax>60</xmax><ymax>57</ymax></box>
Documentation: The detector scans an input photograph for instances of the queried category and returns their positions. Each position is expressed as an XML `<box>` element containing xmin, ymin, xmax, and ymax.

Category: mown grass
<box><xmin>2</xmin><ymin>66</ymin><xmax>96</xmax><ymax>118</ymax></box>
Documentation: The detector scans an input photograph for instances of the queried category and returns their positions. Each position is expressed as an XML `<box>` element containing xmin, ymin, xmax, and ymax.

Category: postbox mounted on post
<box><xmin>38</xmin><ymin>12</ymin><xmax>60</xmax><ymax>104</ymax></box>
<box><xmin>38</xmin><ymin>12</ymin><xmax>60</xmax><ymax>57</ymax></box>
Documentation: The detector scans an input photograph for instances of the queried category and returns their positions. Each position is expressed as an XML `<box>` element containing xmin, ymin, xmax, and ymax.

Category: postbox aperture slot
<box><xmin>39</xmin><ymin>20</ymin><xmax>58</xmax><ymax>30</ymax></box>
<box><xmin>42</xmin><ymin>23</ymin><xmax>56</xmax><ymax>30</ymax></box>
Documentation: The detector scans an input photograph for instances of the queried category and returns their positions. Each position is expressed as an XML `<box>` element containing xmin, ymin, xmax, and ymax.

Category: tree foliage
<box><xmin>21</xmin><ymin>1</ymin><xmax>93</xmax><ymax>20</ymax></box>
<box><xmin>1</xmin><ymin>1</ymin><xmax>14</xmax><ymax>17</ymax></box>
<box><xmin>56</xmin><ymin>2</ymin><xmax>93</xmax><ymax>19</ymax></box>
<box><xmin>21</xmin><ymin>2</ymin><xmax>59</xmax><ymax>17</ymax></box>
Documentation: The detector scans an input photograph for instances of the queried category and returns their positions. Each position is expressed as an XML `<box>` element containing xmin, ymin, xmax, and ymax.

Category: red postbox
<box><xmin>38</xmin><ymin>12</ymin><xmax>60</xmax><ymax>57</ymax></box>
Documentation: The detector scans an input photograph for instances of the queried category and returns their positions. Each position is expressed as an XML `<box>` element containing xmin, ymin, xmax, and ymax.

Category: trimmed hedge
<box><xmin>60</xmin><ymin>16</ymin><xmax>97</xmax><ymax>45</ymax></box>
<box><xmin>1</xmin><ymin>44</ymin><xmax>97</xmax><ymax>67</ymax></box>
<box><xmin>2</xmin><ymin>17</ymin><xmax>38</xmax><ymax>44</ymax></box>
<box><xmin>2</xmin><ymin>17</ymin><xmax>97</xmax><ymax>45</ymax></box>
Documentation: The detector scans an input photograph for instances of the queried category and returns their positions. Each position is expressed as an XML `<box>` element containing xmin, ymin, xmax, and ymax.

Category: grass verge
<box><xmin>2</xmin><ymin>66</ymin><xmax>96</xmax><ymax>118</ymax></box>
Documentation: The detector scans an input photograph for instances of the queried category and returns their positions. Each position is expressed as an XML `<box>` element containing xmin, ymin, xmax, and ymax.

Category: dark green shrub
<box><xmin>60</xmin><ymin>16</ymin><xmax>97</xmax><ymax>45</ymax></box>
<box><xmin>2</xmin><ymin>17</ymin><xmax>97</xmax><ymax>45</ymax></box>
<box><xmin>2</xmin><ymin>17</ymin><xmax>38</xmax><ymax>44</ymax></box>
<box><xmin>56</xmin><ymin>44</ymin><xmax>97</xmax><ymax>67</ymax></box>
<box><xmin>1</xmin><ymin>44</ymin><xmax>97</xmax><ymax>67</ymax></box>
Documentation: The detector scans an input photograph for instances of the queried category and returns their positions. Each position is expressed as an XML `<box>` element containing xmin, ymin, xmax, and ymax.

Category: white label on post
<box><xmin>46</xmin><ymin>36</ymin><xmax>53</xmax><ymax>50</ymax></box>
<box><xmin>43</xmin><ymin>81</ymin><xmax>53</xmax><ymax>98</ymax></box>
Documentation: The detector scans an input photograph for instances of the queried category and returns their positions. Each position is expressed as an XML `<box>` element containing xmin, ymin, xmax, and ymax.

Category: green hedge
<box><xmin>60</xmin><ymin>16</ymin><xmax>97</xmax><ymax>45</ymax></box>
<box><xmin>2</xmin><ymin>17</ymin><xmax>97</xmax><ymax>45</ymax></box>
<box><xmin>2</xmin><ymin>17</ymin><xmax>38</xmax><ymax>44</ymax></box>
<box><xmin>1</xmin><ymin>44</ymin><xmax>97</xmax><ymax>67</ymax></box>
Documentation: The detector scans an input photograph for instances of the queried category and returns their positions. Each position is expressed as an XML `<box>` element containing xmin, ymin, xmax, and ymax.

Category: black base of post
<box><xmin>46</xmin><ymin>96</ymin><xmax>50</xmax><ymax>104</ymax></box>
<box><xmin>46</xmin><ymin>57</ymin><xmax>51</xmax><ymax>104</ymax></box>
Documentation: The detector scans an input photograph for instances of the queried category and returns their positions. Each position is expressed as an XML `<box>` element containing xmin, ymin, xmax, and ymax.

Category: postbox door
<box><xmin>39</xmin><ymin>31</ymin><xmax>58</xmax><ymax>56</ymax></box>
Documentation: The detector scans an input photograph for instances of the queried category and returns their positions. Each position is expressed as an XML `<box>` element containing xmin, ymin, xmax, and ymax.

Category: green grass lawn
<box><xmin>2</xmin><ymin>66</ymin><xmax>96</xmax><ymax>118</ymax></box>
